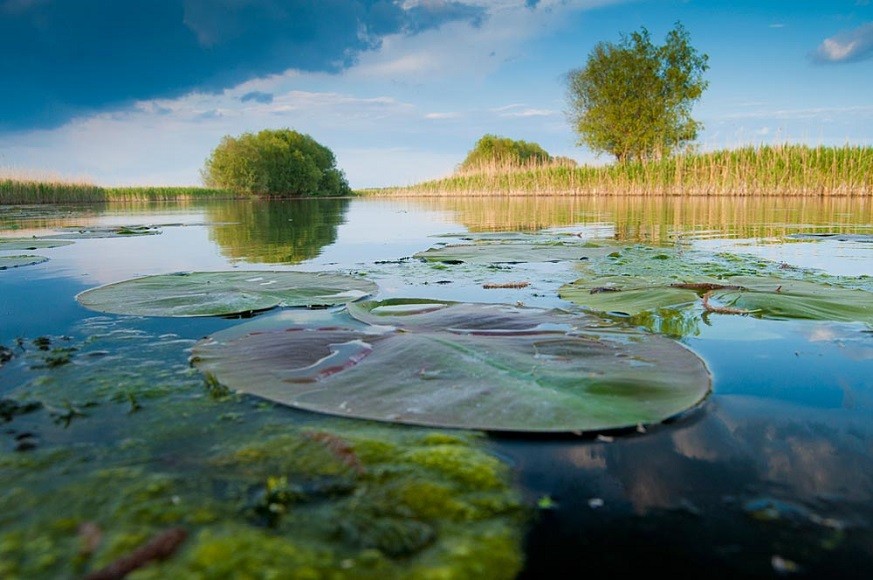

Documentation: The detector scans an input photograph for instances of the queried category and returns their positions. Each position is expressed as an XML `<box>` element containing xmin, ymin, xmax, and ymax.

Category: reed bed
<box><xmin>0</xmin><ymin>177</ymin><xmax>234</xmax><ymax>205</ymax></box>
<box><xmin>104</xmin><ymin>187</ymin><xmax>233</xmax><ymax>201</ymax></box>
<box><xmin>372</xmin><ymin>145</ymin><xmax>873</xmax><ymax>197</ymax></box>
<box><xmin>0</xmin><ymin>178</ymin><xmax>106</xmax><ymax>204</ymax></box>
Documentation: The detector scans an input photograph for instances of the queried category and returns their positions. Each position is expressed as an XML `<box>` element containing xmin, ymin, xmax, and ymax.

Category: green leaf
<box><xmin>191</xmin><ymin>300</ymin><xmax>712</xmax><ymax>433</ymax></box>
<box><xmin>414</xmin><ymin>241</ymin><xmax>615</xmax><ymax>264</ymax></box>
<box><xmin>0</xmin><ymin>239</ymin><xmax>74</xmax><ymax>250</ymax></box>
<box><xmin>76</xmin><ymin>271</ymin><xmax>378</xmax><ymax>317</ymax></box>
<box><xmin>41</xmin><ymin>225</ymin><xmax>162</xmax><ymax>238</ymax></box>
<box><xmin>711</xmin><ymin>277</ymin><xmax>873</xmax><ymax>322</ymax></box>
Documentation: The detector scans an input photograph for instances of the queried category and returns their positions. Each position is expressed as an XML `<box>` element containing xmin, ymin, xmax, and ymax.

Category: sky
<box><xmin>1</xmin><ymin>0</ymin><xmax>872</xmax><ymax>189</ymax></box>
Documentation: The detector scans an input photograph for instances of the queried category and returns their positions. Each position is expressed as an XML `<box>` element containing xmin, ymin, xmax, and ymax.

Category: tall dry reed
<box><xmin>369</xmin><ymin>145</ymin><xmax>873</xmax><ymax>197</ymax></box>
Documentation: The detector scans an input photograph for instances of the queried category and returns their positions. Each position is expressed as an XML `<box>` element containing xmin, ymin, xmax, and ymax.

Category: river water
<box><xmin>1</xmin><ymin>195</ymin><xmax>872</xmax><ymax>578</ymax></box>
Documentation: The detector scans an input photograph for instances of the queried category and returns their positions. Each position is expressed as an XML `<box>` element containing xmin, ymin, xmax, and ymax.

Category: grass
<box><xmin>367</xmin><ymin>144</ymin><xmax>873</xmax><ymax>197</ymax></box>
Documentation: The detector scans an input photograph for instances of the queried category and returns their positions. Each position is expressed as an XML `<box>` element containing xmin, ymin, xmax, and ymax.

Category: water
<box><xmin>1</xmin><ymin>196</ymin><xmax>872</xmax><ymax>578</ymax></box>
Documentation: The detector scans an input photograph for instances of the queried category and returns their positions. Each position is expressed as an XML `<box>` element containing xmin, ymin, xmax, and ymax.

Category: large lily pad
<box><xmin>0</xmin><ymin>255</ymin><xmax>49</xmax><ymax>270</ymax></box>
<box><xmin>414</xmin><ymin>241</ymin><xmax>615</xmax><ymax>264</ymax></box>
<box><xmin>0</xmin><ymin>238</ymin><xmax>74</xmax><ymax>250</ymax></box>
<box><xmin>191</xmin><ymin>299</ymin><xmax>712</xmax><ymax>433</ymax></box>
<box><xmin>76</xmin><ymin>271</ymin><xmax>378</xmax><ymax>317</ymax></box>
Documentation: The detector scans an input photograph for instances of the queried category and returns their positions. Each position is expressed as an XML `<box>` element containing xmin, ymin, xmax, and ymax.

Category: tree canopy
<box><xmin>565</xmin><ymin>22</ymin><xmax>709</xmax><ymax>162</ymax></box>
<box><xmin>458</xmin><ymin>134</ymin><xmax>553</xmax><ymax>171</ymax></box>
<box><xmin>202</xmin><ymin>129</ymin><xmax>351</xmax><ymax>197</ymax></box>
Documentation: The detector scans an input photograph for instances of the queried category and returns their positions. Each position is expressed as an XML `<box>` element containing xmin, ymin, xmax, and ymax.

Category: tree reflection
<box><xmin>206</xmin><ymin>198</ymin><xmax>349</xmax><ymax>264</ymax></box>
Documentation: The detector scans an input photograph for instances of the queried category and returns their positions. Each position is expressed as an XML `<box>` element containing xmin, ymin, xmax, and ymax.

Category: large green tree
<box><xmin>459</xmin><ymin>134</ymin><xmax>553</xmax><ymax>171</ymax></box>
<box><xmin>566</xmin><ymin>22</ymin><xmax>709</xmax><ymax>162</ymax></box>
<box><xmin>202</xmin><ymin>129</ymin><xmax>351</xmax><ymax>197</ymax></box>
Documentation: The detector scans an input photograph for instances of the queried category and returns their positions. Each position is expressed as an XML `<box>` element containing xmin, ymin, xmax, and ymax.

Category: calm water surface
<box><xmin>1</xmin><ymin>195</ymin><xmax>872</xmax><ymax>578</ymax></box>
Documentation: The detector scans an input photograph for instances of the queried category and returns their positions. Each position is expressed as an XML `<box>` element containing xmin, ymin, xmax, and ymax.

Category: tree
<box><xmin>202</xmin><ymin>129</ymin><xmax>351</xmax><ymax>197</ymax></box>
<box><xmin>459</xmin><ymin>134</ymin><xmax>552</xmax><ymax>171</ymax></box>
<box><xmin>565</xmin><ymin>22</ymin><xmax>709</xmax><ymax>162</ymax></box>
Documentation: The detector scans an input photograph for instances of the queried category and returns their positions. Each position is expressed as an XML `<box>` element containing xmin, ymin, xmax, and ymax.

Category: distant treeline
<box><xmin>368</xmin><ymin>145</ymin><xmax>873</xmax><ymax>197</ymax></box>
<box><xmin>0</xmin><ymin>180</ymin><xmax>235</xmax><ymax>204</ymax></box>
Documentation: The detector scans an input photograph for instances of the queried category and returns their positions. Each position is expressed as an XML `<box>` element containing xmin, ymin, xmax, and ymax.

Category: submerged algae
<box><xmin>0</xmin><ymin>320</ymin><xmax>528</xmax><ymax>579</ymax></box>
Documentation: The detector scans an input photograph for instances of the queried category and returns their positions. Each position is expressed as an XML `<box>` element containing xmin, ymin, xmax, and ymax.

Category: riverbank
<box><xmin>366</xmin><ymin>144</ymin><xmax>873</xmax><ymax>197</ymax></box>
<box><xmin>4</xmin><ymin>144</ymin><xmax>872</xmax><ymax>203</ymax></box>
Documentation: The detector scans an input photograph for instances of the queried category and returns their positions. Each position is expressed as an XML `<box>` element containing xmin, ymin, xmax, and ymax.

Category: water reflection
<box><xmin>406</xmin><ymin>195</ymin><xmax>873</xmax><ymax>242</ymax></box>
<box><xmin>206</xmin><ymin>198</ymin><xmax>350</xmax><ymax>264</ymax></box>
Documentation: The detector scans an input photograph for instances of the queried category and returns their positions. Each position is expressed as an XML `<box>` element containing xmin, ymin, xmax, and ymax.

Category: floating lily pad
<box><xmin>0</xmin><ymin>255</ymin><xmax>49</xmax><ymax>270</ymax></box>
<box><xmin>191</xmin><ymin>299</ymin><xmax>712</xmax><ymax>433</ymax></box>
<box><xmin>558</xmin><ymin>244</ymin><xmax>873</xmax><ymax>325</ymax></box>
<box><xmin>414</xmin><ymin>241</ymin><xmax>615</xmax><ymax>264</ymax></box>
<box><xmin>708</xmin><ymin>277</ymin><xmax>873</xmax><ymax>322</ymax></box>
<box><xmin>560</xmin><ymin>271</ymin><xmax>873</xmax><ymax>323</ymax></box>
<box><xmin>44</xmin><ymin>225</ymin><xmax>161</xmax><ymax>239</ymax></box>
<box><xmin>76</xmin><ymin>271</ymin><xmax>378</xmax><ymax>317</ymax></box>
<box><xmin>788</xmin><ymin>233</ymin><xmax>873</xmax><ymax>243</ymax></box>
<box><xmin>0</xmin><ymin>238</ymin><xmax>74</xmax><ymax>250</ymax></box>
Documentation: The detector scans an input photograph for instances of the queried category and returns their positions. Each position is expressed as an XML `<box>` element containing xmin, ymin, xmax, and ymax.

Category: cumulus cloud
<box><xmin>0</xmin><ymin>0</ymin><xmax>488</xmax><ymax>131</ymax></box>
<box><xmin>812</xmin><ymin>22</ymin><xmax>873</xmax><ymax>63</ymax></box>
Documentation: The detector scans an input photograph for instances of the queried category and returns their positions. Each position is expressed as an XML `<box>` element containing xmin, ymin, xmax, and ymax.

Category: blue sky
<box><xmin>1</xmin><ymin>0</ymin><xmax>871</xmax><ymax>189</ymax></box>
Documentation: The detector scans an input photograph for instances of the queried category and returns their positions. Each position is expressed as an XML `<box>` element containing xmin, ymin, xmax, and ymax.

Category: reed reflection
<box><xmin>407</xmin><ymin>195</ymin><xmax>873</xmax><ymax>241</ymax></box>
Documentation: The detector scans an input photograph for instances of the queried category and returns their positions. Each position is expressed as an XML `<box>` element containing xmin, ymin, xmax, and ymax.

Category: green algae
<box><xmin>0</xmin><ymin>322</ymin><xmax>528</xmax><ymax>580</ymax></box>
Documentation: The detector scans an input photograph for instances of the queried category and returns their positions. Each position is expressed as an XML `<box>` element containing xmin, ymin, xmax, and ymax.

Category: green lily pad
<box><xmin>560</xmin><ymin>274</ymin><xmax>873</xmax><ymax>323</ymax></box>
<box><xmin>560</xmin><ymin>276</ymin><xmax>707</xmax><ymax>317</ymax></box>
<box><xmin>0</xmin><ymin>238</ymin><xmax>74</xmax><ymax>250</ymax></box>
<box><xmin>191</xmin><ymin>299</ymin><xmax>712</xmax><ymax>433</ymax></box>
<box><xmin>414</xmin><ymin>241</ymin><xmax>615</xmax><ymax>264</ymax></box>
<box><xmin>559</xmin><ymin>244</ymin><xmax>873</xmax><ymax>324</ymax></box>
<box><xmin>76</xmin><ymin>271</ymin><xmax>378</xmax><ymax>317</ymax></box>
<box><xmin>44</xmin><ymin>225</ymin><xmax>161</xmax><ymax>239</ymax></box>
<box><xmin>0</xmin><ymin>255</ymin><xmax>49</xmax><ymax>270</ymax></box>
<box><xmin>788</xmin><ymin>233</ymin><xmax>873</xmax><ymax>243</ymax></box>
<box><xmin>709</xmin><ymin>277</ymin><xmax>873</xmax><ymax>322</ymax></box>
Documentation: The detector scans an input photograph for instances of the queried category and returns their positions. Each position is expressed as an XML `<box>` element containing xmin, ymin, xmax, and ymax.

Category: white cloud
<box><xmin>0</xmin><ymin>0</ymin><xmax>627</xmax><ymax>188</ymax></box>
<box><xmin>813</xmin><ymin>22</ymin><xmax>873</xmax><ymax>63</ymax></box>
<box><xmin>424</xmin><ymin>112</ymin><xmax>461</xmax><ymax>119</ymax></box>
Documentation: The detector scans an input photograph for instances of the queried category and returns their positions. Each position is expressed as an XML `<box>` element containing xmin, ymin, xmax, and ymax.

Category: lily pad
<box><xmin>559</xmin><ymin>244</ymin><xmax>873</xmax><ymax>324</ymax></box>
<box><xmin>414</xmin><ymin>241</ymin><xmax>615</xmax><ymax>264</ymax></box>
<box><xmin>191</xmin><ymin>299</ymin><xmax>712</xmax><ymax>433</ymax></box>
<box><xmin>787</xmin><ymin>233</ymin><xmax>873</xmax><ymax>243</ymax></box>
<box><xmin>0</xmin><ymin>238</ymin><xmax>74</xmax><ymax>250</ymax></box>
<box><xmin>43</xmin><ymin>225</ymin><xmax>161</xmax><ymax>239</ymax></box>
<box><xmin>0</xmin><ymin>255</ymin><xmax>49</xmax><ymax>270</ymax></box>
<box><xmin>560</xmin><ymin>274</ymin><xmax>873</xmax><ymax>323</ymax></box>
<box><xmin>76</xmin><ymin>271</ymin><xmax>378</xmax><ymax>317</ymax></box>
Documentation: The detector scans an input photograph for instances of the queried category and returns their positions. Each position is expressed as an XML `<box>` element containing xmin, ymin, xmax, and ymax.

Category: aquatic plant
<box><xmin>558</xmin><ymin>244</ymin><xmax>873</xmax><ymax>333</ymax></box>
<box><xmin>76</xmin><ymin>271</ymin><xmax>378</xmax><ymax>317</ymax></box>
<box><xmin>191</xmin><ymin>299</ymin><xmax>712</xmax><ymax>432</ymax></box>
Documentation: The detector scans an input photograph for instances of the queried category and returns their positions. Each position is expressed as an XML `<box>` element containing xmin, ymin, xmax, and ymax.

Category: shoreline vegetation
<box><xmin>2</xmin><ymin>144</ymin><xmax>872</xmax><ymax>204</ymax></box>
<box><xmin>369</xmin><ymin>145</ymin><xmax>873</xmax><ymax>197</ymax></box>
